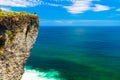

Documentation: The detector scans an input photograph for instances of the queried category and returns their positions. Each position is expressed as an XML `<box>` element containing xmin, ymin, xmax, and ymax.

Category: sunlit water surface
<box><xmin>22</xmin><ymin>26</ymin><xmax>120</xmax><ymax>80</ymax></box>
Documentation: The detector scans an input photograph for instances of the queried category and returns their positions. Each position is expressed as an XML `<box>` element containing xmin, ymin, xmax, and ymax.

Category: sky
<box><xmin>0</xmin><ymin>0</ymin><xmax>120</xmax><ymax>26</ymax></box>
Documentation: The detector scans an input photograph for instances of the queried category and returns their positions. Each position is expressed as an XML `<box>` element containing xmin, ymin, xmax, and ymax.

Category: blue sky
<box><xmin>0</xmin><ymin>0</ymin><xmax>120</xmax><ymax>26</ymax></box>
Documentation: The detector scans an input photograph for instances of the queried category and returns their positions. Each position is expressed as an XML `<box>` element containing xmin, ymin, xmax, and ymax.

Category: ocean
<box><xmin>21</xmin><ymin>26</ymin><xmax>120</xmax><ymax>80</ymax></box>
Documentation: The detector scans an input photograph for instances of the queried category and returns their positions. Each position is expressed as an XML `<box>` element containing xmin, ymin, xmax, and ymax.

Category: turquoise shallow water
<box><xmin>24</xmin><ymin>26</ymin><xmax>120</xmax><ymax>80</ymax></box>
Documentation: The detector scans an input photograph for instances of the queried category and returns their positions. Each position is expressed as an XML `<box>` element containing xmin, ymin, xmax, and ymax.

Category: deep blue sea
<box><xmin>22</xmin><ymin>26</ymin><xmax>120</xmax><ymax>80</ymax></box>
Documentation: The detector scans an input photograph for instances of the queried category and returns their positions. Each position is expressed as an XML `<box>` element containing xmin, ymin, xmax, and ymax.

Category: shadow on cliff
<box><xmin>0</xmin><ymin>24</ymin><xmax>7</xmax><ymax>48</ymax></box>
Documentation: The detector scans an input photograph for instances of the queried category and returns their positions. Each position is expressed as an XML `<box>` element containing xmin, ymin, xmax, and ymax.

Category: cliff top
<box><xmin>0</xmin><ymin>8</ymin><xmax>37</xmax><ymax>17</ymax></box>
<box><xmin>0</xmin><ymin>8</ymin><xmax>39</xmax><ymax>55</ymax></box>
<box><xmin>0</xmin><ymin>8</ymin><xmax>39</xmax><ymax>28</ymax></box>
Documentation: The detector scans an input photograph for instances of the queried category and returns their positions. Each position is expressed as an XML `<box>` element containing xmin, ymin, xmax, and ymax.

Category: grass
<box><xmin>6</xmin><ymin>30</ymin><xmax>13</xmax><ymax>38</ymax></box>
<box><xmin>0</xmin><ymin>8</ymin><xmax>36</xmax><ymax>16</ymax></box>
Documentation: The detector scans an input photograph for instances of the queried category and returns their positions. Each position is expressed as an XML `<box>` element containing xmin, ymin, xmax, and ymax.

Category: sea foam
<box><xmin>21</xmin><ymin>66</ymin><xmax>62</xmax><ymax>80</ymax></box>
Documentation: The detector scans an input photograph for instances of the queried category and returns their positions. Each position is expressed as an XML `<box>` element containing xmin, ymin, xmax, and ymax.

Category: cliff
<box><xmin>0</xmin><ymin>11</ymin><xmax>39</xmax><ymax>80</ymax></box>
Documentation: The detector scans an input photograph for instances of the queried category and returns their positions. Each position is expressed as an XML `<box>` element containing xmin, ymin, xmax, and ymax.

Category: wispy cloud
<box><xmin>116</xmin><ymin>8</ymin><xmax>120</xmax><ymax>11</ymax></box>
<box><xmin>0</xmin><ymin>0</ymin><xmax>111</xmax><ymax>14</ymax></box>
<box><xmin>93</xmin><ymin>4</ymin><xmax>110</xmax><ymax>12</ymax></box>
<box><xmin>62</xmin><ymin>0</ymin><xmax>111</xmax><ymax>14</ymax></box>
<box><xmin>0</xmin><ymin>7</ymin><xmax>12</xmax><ymax>11</ymax></box>
<box><xmin>0</xmin><ymin>0</ymin><xmax>62</xmax><ymax>7</ymax></box>
<box><xmin>0</xmin><ymin>0</ymin><xmax>42</xmax><ymax>7</ymax></box>
<box><xmin>41</xmin><ymin>19</ymin><xmax>120</xmax><ymax>26</ymax></box>
<box><xmin>63</xmin><ymin>0</ymin><xmax>91</xmax><ymax>14</ymax></box>
<box><xmin>41</xmin><ymin>19</ymin><xmax>74</xmax><ymax>25</ymax></box>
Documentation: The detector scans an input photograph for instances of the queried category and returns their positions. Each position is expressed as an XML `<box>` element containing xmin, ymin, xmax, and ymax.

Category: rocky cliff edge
<box><xmin>0</xmin><ymin>11</ymin><xmax>39</xmax><ymax>80</ymax></box>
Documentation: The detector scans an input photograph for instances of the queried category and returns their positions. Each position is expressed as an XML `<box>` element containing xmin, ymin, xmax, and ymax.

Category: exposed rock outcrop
<box><xmin>0</xmin><ymin>13</ymin><xmax>39</xmax><ymax>80</ymax></box>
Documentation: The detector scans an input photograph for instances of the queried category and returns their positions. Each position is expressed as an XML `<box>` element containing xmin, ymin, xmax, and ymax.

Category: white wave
<box><xmin>21</xmin><ymin>66</ymin><xmax>62</xmax><ymax>80</ymax></box>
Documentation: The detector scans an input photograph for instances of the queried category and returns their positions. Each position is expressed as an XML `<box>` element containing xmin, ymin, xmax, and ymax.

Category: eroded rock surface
<box><xmin>0</xmin><ymin>15</ymin><xmax>39</xmax><ymax>80</ymax></box>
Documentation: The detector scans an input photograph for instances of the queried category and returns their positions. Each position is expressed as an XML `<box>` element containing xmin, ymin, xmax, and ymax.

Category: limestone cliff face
<box><xmin>0</xmin><ymin>14</ymin><xmax>39</xmax><ymax>80</ymax></box>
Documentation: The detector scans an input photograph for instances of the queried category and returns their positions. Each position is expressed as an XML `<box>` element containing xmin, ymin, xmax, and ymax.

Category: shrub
<box><xmin>0</xmin><ymin>8</ymin><xmax>2</xmax><ymax>12</ymax></box>
<box><xmin>6</xmin><ymin>30</ymin><xmax>13</xmax><ymax>38</ymax></box>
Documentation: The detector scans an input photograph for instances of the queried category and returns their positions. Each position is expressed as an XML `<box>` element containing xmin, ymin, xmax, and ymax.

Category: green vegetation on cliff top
<box><xmin>0</xmin><ymin>8</ymin><xmax>39</xmax><ymax>55</ymax></box>
<box><xmin>0</xmin><ymin>8</ymin><xmax>36</xmax><ymax>16</ymax></box>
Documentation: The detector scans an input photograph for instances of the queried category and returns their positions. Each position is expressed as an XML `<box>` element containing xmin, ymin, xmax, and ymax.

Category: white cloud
<box><xmin>0</xmin><ymin>0</ymin><xmax>62</xmax><ymax>7</ymax></box>
<box><xmin>41</xmin><ymin>20</ymin><xmax>120</xmax><ymax>26</ymax></box>
<box><xmin>93</xmin><ymin>4</ymin><xmax>110</xmax><ymax>12</ymax></box>
<box><xmin>55</xmin><ymin>20</ymin><xmax>64</xmax><ymax>23</ymax></box>
<box><xmin>41</xmin><ymin>19</ymin><xmax>74</xmax><ymax>24</ymax></box>
<box><xmin>0</xmin><ymin>0</ymin><xmax>111</xmax><ymax>14</ymax></box>
<box><xmin>116</xmin><ymin>8</ymin><xmax>120</xmax><ymax>11</ymax></box>
<box><xmin>0</xmin><ymin>0</ymin><xmax>42</xmax><ymax>7</ymax></box>
<box><xmin>63</xmin><ymin>0</ymin><xmax>92</xmax><ymax>14</ymax></box>
<box><xmin>0</xmin><ymin>7</ymin><xmax>12</xmax><ymax>11</ymax></box>
<box><xmin>41</xmin><ymin>2</ymin><xmax>61</xmax><ymax>7</ymax></box>
<box><xmin>62</xmin><ymin>0</ymin><xmax>110</xmax><ymax>14</ymax></box>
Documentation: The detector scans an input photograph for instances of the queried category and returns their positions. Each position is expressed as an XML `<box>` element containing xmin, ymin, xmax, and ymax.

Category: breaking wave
<box><xmin>21</xmin><ymin>66</ymin><xmax>63</xmax><ymax>80</ymax></box>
